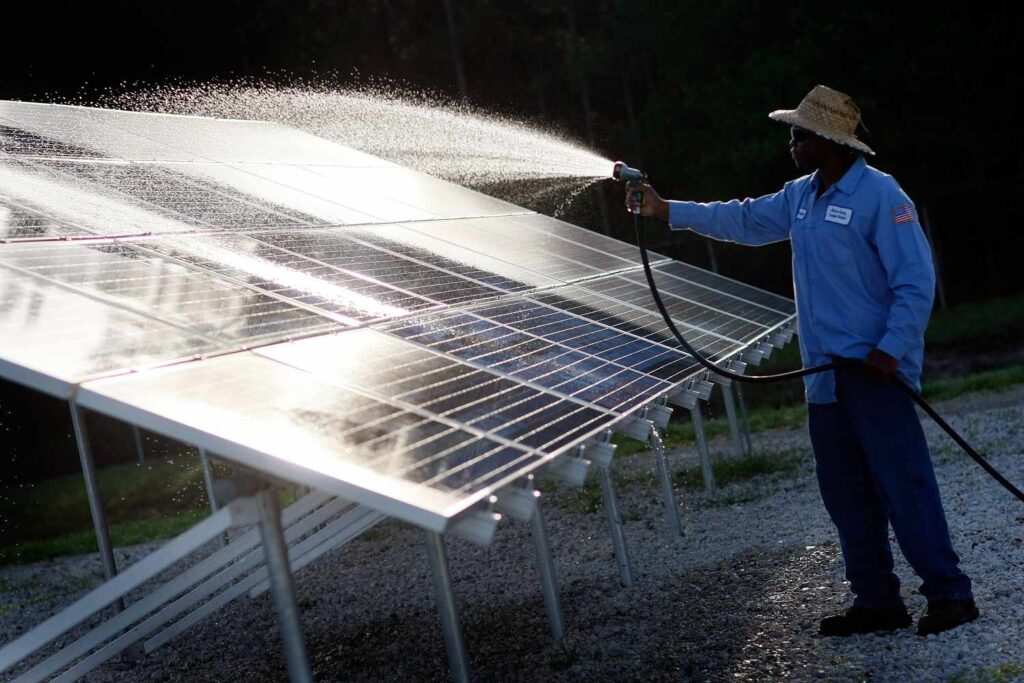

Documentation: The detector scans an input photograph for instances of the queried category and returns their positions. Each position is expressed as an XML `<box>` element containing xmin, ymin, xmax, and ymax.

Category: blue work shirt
<box><xmin>668</xmin><ymin>156</ymin><xmax>935</xmax><ymax>404</ymax></box>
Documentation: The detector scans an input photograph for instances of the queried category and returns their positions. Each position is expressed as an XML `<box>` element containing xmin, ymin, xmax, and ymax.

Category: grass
<box><xmin>672</xmin><ymin>448</ymin><xmax>810</xmax><ymax>491</ymax></box>
<box><xmin>554</xmin><ymin>447</ymin><xmax>813</xmax><ymax>514</ymax></box>
<box><xmin>922</xmin><ymin>364</ymin><xmax>1024</xmax><ymax>402</ymax></box>
<box><xmin>0</xmin><ymin>455</ymin><xmax>221</xmax><ymax>566</ymax></box>
<box><xmin>2</xmin><ymin>509</ymin><xmax>210</xmax><ymax>566</ymax></box>
<box><xmin>926</xmin><ymin>293</ymin><xmax>1024</xmax><ymax>350</ymax></box>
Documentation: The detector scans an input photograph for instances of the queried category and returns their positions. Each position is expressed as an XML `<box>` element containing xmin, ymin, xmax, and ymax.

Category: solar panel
<box><xmin>0</xmin><ymin>99</ymin><xmax>797</xmax><ymax>525</ymax></box>
<box><xmin>77</xmin><ymin>346</ymin><xmax>606</xmax><ymax>529</ymax></box>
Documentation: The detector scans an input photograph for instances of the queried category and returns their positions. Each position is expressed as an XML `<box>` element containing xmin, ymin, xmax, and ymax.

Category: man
<box><xmin>628</xmin><ymin>85</ymin><xmax>977</xmax><ymax>637</ymax></box>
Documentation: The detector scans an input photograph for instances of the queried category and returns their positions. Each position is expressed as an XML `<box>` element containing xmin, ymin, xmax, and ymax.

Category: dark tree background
<box><xmin>1</xmin><ymin>1</ymin><xmax>1021</xmax><ymax>302</ymax></box>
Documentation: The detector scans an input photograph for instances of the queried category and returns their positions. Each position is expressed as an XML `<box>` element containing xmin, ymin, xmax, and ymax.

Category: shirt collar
<box><xmin>809</xmin><ymin>156</ymin><xmax>867</xmax><ymax>195</ymax></box>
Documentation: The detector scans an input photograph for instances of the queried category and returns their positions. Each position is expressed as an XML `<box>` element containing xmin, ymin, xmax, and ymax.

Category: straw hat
<box><xmin>769</xmin><ymin>85</ymin><xmax>874</xmax><ymax>155</ymax></box>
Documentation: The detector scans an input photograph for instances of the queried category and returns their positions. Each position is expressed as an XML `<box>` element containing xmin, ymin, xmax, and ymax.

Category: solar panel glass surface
<box><xmin>0</xmin><ymin>264</ymin><xmax>216</xmax><ymax>396</ymax></box>
<box><xmin>78</xmin><ymin>350</ymin><xmax>565</xmax><ymax>529</ymax></box>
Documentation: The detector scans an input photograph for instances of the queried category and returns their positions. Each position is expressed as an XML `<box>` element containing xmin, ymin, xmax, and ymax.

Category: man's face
<box><xmin>789</xmin><ymin>126</ymin><xmax>831</xmax><ymax>172</ymax></box>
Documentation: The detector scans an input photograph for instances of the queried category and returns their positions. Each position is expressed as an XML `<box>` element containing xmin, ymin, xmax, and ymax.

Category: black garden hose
<box><xmin>632</xmin><ymin>212</ymin><xmax>1024</xmax><ymax>504</ymax></box>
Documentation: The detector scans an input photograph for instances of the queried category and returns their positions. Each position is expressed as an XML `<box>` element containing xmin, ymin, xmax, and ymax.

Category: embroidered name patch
<box><xmin>892</xmin><ymin>204</ymin><xmax>914</xmax><ymax>224</ymax></box>
<box><xmin>824</xmin><ymin>205</ymin><xmax>853</xmax><ymax>225</ymax></box>
<box><xmin>796</xmin><ymin>208</ymin><xmax>807</xmax><ymax>220</ymax></box>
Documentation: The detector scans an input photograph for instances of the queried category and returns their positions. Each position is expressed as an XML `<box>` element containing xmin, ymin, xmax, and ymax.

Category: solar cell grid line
<box><xmin>256</xmin><ymin>330</ymin><xmax>615</xmax><ymax>456</ymax></box>
<box><xmin>0</xmin><ymin>240</ymin><xmax>348</xmax><ymax>345</ymax></box>
<box><xmin>394</xmin><ymin>217</ymin><xmax>637</xmax><ymax>284</ymax></box>
<box><xmin>652</xmin><ymin>261</ymin><xmax>796</xmax><ymax>316</ymax></box>
<box><xmin>534</xmin><ymin>277</ymin><xmax>762</xmax><ymax>348</ymax></box>
<box><xmin>467</xmin><ymin>212</ymin><xmax>674</xmax><ymax>271</ymax></box>
<box><xmin>580</xmin><ymin>275</ymin><xmax>772</xmax><ymax>344</ymax></box>
<box><xmin>339</xmin><ymin>224</ymin><xmax>559</xmax><ymax>294</ymax></box>
<box><xmin>654</xmin><ymin>260</ymin><xmax>797</xmax><ymax>315</ymax></box>
<box><xmin>0</xmin><ymin>195</ymin><xmax>90</xmax><ymax>240</ymax></box>
<box><xmin>385</xmin><ymin>310</ymin><xmax>673</xmax><ymax>414</ymax></box>
<box><xmin>130</xmin><ymin>233</ymin><xmax>439</xmax><ymax>324</ymax></box>
<box><xmin>0</xmin><ymin>155</ymin><xmax>210</xmax><ymax>239</ymax></box>
<box><xmin>245</xmin><ymin>227</ymin><xmax>510</xmax><ymax>307</ymax></box>
<box><xmin>482</xmin><ymin>295</ymin><xmax>742</xmax><ymax>383</ymax></box>
<box><xmin>592</xmin><ymin>271</ymin><xmax>785</xmax><ymax>331</ymax></box>
<box><xmin>77</xmin><ymin>352</ymin><xmax>581</xmax><ymax>527</ymax></box>
<box><xmin>618</xmin><ymin>268</ymin><xmax>791</xmax><ymax>327</ymax></box>
<box><xmin>42</xmin><ymin>160</ymin><xmax>329</xmax><ymax>233</ymax></box>
<box><xmin>626</xmin><ymin>264</ymin><xmax>795</xmax><ymax>320</ymax></box>
<box><xmin>0</xmin><ymin>263</ymin><xmax>221</xmax><ymax>398</ymax></box>
<box><xmin>466</xmin><ymin>297</ymin><xmax>704</xmax><ymax>385</ymax></box>
<box><xmin>0</xmin><ymin>123</ymin><xmax>107</xmax><ymax>161</ymax></box>
<box><xmin>529</xmin><ymin>286</ymin><xmax>742</xmax><ymax>354</ymax></box>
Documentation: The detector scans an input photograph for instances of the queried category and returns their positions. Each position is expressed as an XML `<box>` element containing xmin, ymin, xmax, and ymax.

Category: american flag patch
<box><xmin>892</xmin><ymin>204</ymin><xmax>914</xmax><ymax>224</ymax></box>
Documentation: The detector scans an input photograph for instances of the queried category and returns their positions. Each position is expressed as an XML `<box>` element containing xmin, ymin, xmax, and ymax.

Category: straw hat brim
<box><xmin>769</xmin><ymin>109</ymin><xmax>875</xmax><ymax>155</ymax></box>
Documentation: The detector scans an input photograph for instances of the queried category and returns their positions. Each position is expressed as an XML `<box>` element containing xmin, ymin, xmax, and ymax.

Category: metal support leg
<box><xmin>529</xmin><ymin>495</ymin><xmax>565</xmax><ymax>641</ymax></box>
<box><xmin>689</xmin><ymin>406</ymin><xmax>716</xmax><ymax>495</ymax></box>
<box><xmin>595</xmin><ymin>464</ymin><xmax>633</xmax><ymax>587</ymax></box>
<box><xmin>649</xmin><ymin>428</ymin><xmax>683</xmax><ymax>538</ymax></box>
<box><xmin>256</xmin><ymin>489</ymin><xmax>313</xmax><ymax>683</ymax></box>
<box><xmin>425</xmin><ymin>532</ymin><xmax>470</xmax><ymax>683</ymax></box>
<box><xmin>720</xmin><ymin>382</ymin><xmax>745</xmax><ymax>459</ymax></box>
<box><xmin>735</xmin><ymin>383</ymin><xmax>753</xmax><ymax>456</ymax></box>
<box><xmin>132</xmin><ymin>426</ymin><xmax>146</xmax><ymax>465</ymax></box>
<box><xmin>198</xmin><ymin>449</ymin><xmax>227</xmax><ymax>548</ymax></box>
<box><xmin>68</xmin><ymin>402</ymin><xmax>121</xmax><ymax>610</ymax></box>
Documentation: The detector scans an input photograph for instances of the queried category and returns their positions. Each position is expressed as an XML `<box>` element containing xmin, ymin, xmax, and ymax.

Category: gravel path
<box><xmin>2</xmin><ymin>388</ymin><xmax>1022</xmax><ymax>682</ymax></box>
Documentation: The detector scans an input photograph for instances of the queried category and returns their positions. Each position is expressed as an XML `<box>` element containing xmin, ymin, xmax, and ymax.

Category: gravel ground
<box><xmin>2</xmin><ymin>387</ymin><xmax>1022</xmax><ymax>682</ymax></box>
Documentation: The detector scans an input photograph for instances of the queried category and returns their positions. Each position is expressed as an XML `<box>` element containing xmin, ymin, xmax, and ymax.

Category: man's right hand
<box><xmin>625</xmin><ymin>183</ymin><xmax>670</xmax><ymax>222</ymax></box>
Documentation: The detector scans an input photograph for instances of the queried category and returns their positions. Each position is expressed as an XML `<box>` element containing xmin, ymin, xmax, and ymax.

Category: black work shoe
<box><xmin>916</xmin><ymin>598</ymin><xmax>979</xmax><ymax>636</ymax></box>
<box><xmin>818</xmin><ymin>605</ymin><xmax>912</xmax><ymax>637</ymax></box>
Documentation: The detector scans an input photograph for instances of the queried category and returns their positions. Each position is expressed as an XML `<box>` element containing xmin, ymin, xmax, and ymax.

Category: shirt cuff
<box><xmin>668</xmin><ymin>201</ymin><xmax>703</xmax><ymax>231</ymax></box>
<box><xmin>876</xmin><ymin>332</ymin><xmax>911</xmax><ymax>361</ymax></box>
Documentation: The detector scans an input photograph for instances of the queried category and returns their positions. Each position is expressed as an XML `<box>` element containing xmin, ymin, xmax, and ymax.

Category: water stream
<box><xmin>77</xmin><ymin>79</ymin><xmax>615</xmax><ymax>219</ymax></box>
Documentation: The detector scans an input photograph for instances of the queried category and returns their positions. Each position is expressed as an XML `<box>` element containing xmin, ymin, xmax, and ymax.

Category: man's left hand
<box><xmin>863</xmin><ymin>348</ymin><xmax>898</xmax><ymax>382</ymax></box>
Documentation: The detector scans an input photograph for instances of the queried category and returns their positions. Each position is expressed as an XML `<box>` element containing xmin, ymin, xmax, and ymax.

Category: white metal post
<box><xmin>197</xmin><ymin>449</ymin><xmax>228</xmax><ymax>548</ymax></box>
<box><xmin>256</xmin><ymin>489</ymin><xmax>313</xmax><ymax>683</ymax></box>
<box><xmin>649</xmin><ymin>428</ymin><xmax>683</xmax><ymax>538</ymax></box>
<box><xmin>68</xmin><ymin>402</ymin><xmax>121</xmax><ymax>608</ymax></box>
<box><xmin>527</xmin><ymin>485</ymin><xmax>565</xmax><ymax>641</ymax></box>
<box><xmin>132</xmin><ymin>426</ymin><xmax>146</xmax><ymax>465</ymax></box>
<box><xmin>425</xmin><ymin>532</ymin><xmax>470</xmax><ymax>683</ymax></box>
<box><xmin>689</xmin><ymin>406</ymin><xmax>716</xmax><ymax>495</ymax></box>
<box><xmin>719</xmin><ymin>381</ymin><xmax>745</xmax><ymax>459</ymax></box>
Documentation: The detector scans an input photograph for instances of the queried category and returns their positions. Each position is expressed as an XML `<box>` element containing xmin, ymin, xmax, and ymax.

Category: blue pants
<box><xmin>808</xmin><ymin>366</ymin><xmax>972</xmax><ymax>607</ymax></box>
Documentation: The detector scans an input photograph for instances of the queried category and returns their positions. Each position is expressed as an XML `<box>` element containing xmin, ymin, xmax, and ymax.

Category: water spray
<box><xmin>612</xmin><ymin>162</ymin><xmax>1024</xmax><ymax>504</ymax></box>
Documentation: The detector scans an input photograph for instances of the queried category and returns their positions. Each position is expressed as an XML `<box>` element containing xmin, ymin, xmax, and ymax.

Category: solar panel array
<box><xmin>0</xmin><ymin>101</ymin><xmax>795</xmax><ymax>530</ymax></box>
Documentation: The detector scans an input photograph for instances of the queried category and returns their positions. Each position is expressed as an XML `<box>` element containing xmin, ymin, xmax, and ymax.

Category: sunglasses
<box><xmin>790</xmin><ymin>127</ymin><xmax>817</xmax><ymax>142</ymax></box>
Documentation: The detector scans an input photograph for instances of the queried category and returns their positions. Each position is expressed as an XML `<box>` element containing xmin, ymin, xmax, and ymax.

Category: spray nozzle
<box><xmin>612</xmin><ymin>161</ymin><xmax>647</xmax><ymax>185</ymax></box>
